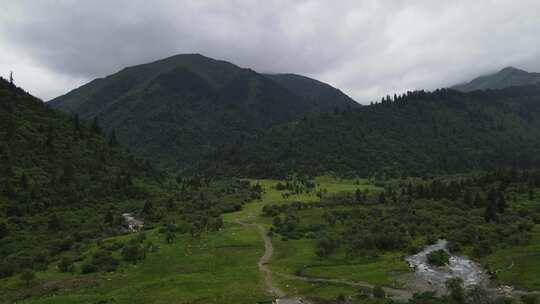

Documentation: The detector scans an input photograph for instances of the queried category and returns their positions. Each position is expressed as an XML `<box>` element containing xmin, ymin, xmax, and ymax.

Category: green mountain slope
<box><xmin>452</xmin><ymin>66</ymin><xmax>540</xmax><ymax>92</ymax></box>
<box><xmin>49</xmin><ymin>54</ymin><xmax>357</xmax><ymax>168</ymax></box>
<box><xmin>263</xmin><ymin>73</ymin><xmax>358</xmax><ymax>112</ymax></box>
<box><xmin>0</xmin><ymin>77</ymin><xmax>162</xmax><ymax>276</ymax></box>
<box><xmin>196</xmin><ymin>85</ymin><xmax>540</xmax><ymax>178</ymax></box>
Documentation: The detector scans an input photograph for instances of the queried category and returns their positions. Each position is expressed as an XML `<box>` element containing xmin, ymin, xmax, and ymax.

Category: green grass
<box><xmin>5</xmin><ymin>223</ymin><xmax>269</xmax><ymax>304</ymax></box>
<box><xmin>302</xmin><ymin>253</ymin><xmax>409</xmax><ymax>287</ymax></box>
<box><xmin>270</xmin><ymin>237</ymin><xmax>408</xmax><ymax>287</ymax></box>
<box><xmin>236</xmin><ymin>178</ymin><xmax>410</xmax><ymax>293</ymax></box>
<box><xmin>483</xmin><ymin>225</ymin><xmax>540</xmax><ymax>290</ymax></box>
<box><xmin>2</xmin><ymin>177</ymin><xmax>391</xmax><ymax>303</ymax></box>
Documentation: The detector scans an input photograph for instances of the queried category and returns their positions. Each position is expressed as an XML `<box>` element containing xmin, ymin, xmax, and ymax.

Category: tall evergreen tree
<box><xmin>484</xmin><ymin>199</ymin><xmax>498</xmax><ymax>223</ymax></box>
<box><xmin>109</xmin><ymin>129</ymin><xmax>118</xmax><ymax>147</ymax></box>
<box><xmin>497</xmin><ymin>193</ymin><xmax>507</xmax><ymax>213</ymax></box>
<box><xmin>91</xmin><ymin>117</ymin><xmax>101</xmax><ymax>135</ymax></box>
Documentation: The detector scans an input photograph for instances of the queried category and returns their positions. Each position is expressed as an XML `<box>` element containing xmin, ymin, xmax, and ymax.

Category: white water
<box><xmin>122</xmin><ymin>213</ymin><xmax>144</xmax><ymax>232</ymax></box>
<box><xmin>405</xmin><ymin>240</ymin><xmax>484</xmax><ymax>291</ymax></box>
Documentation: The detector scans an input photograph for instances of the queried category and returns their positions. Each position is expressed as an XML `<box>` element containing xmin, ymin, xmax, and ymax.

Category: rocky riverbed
<box><xmin>122</xmin><ymin>213</ymin><xmax>144</xmax><ymax>232</ymax></box>
<box><xmin>405</xmin><ymin>239</ymin><xmax>486</xmax><ymax>294</ymax></box>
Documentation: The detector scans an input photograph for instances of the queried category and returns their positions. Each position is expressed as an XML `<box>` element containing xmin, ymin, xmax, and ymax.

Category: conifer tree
<box><xmin>109</xmin><ymin>129</ymin><xmax>118</xmax><ymax>147</ymax></box>
<box><xmin>91</xmin><ymin>117</ymin><xmax>101</xmax><ymax>135</ymax></box>
<box><xmin>484</xmin><ymin>199</ymin><xmax>498</xmax><ymax>223</ymax></box>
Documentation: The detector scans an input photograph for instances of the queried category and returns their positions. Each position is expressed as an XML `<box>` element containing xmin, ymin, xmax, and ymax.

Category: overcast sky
<box><xmin>1</xmin><ymin>1</ymin><xmax>540</xmax><ymax>103</ymax></box>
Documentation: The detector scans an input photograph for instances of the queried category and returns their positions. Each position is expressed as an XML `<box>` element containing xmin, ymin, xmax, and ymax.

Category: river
<box><xmin>405</xmin><ymin>239</ymin><xmax>485</xmax><ymax>293</ymax></box>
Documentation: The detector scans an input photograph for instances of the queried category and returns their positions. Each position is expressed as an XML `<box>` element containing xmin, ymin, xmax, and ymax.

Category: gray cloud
<box><xmin>1</xmin><ymin>0</ymin><xmax>540</xmax><ymax>103</ymax></box>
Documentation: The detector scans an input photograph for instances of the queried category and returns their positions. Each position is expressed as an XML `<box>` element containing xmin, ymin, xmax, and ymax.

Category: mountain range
<box><xmin>49</xmin><ymin>54</ymin><xmax>358</xmax><ymax>168</ymax></box>
<box><xmin>49</xmin><ymin>54</ymin><xmax>540</xmax><ymax>178</ymax></box>
<box><xmin>452</xmin><ymin>66</ymin><xmax>540</xmax><ymax>92</ymax></box>
<box><xmin>195</xmin><ymin>85</ymin><xmax>540</xmax><ymax>178</ymax></box>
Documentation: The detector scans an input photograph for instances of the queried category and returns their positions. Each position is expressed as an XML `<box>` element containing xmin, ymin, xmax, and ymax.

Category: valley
<box><xmin>2</xmin><ymin>54</ymin><xmax>540</xmax><ymax>304</ymax></box>
<box><xmin>3</xmin><ymin>174</ymin><xmax>539</xmax><ymax>303</ymax></box>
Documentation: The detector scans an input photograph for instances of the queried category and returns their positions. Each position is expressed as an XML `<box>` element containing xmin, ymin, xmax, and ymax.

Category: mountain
<box><xmin>0</xmin><ymin>77</ymin><xmax>162</xmax><ymax>277</ymax></box>
<box><xmin>49</xmin><ymin>54</ymin><xmax>358</xmax><ymax>168</ymax></box>
<box><xmin>452</xmin><ymin>66</ymin><xmax>540</xmax><ymax>92</ymax></box>
<box><xmin>195</xmin><ymin>85</ymin><xmax>540</xmax><ymax>178</ymax></box>
<box><xmin>263</xmin><ymin>73</ymin><xmax>357</xmax><ymax>112</ymax></box>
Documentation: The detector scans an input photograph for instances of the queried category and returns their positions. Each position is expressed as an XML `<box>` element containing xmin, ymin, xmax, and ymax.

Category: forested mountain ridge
<box><xmin>0</xmin><ymin>78</ymin><xmax>262</xmax><ymax>287</ymax></box>
<box><xmin>0</xmin><ymin>77</ymin><xmax>160</xmax><ymax>277</ymax></box>
<box><xmin>452</xmin><ymin>66</ymin><xmax>540</xmax><ymax>92</ymax></box>
<box><xmin>195</xmin><ymin>84</ymin><xmax>540</xmax><ymax>178</ymax></box>
<box><xmin>49</xmin><ymin>54</ymin><xmax>358</xmax><ymax>168</ymax></box>
<box><xmin>263</xmin><ymin>73</ymin><xmax>358</xmax><ymax>112</ymax></box>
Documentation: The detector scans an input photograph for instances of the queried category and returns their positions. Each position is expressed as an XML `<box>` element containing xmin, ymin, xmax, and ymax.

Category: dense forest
<box><xmin>49</xmin><ymin>54</ymin><xmax>358</xmax><ymax>169</ymax></box>
<box><xmin>266</xmin><ymin>170</ymin><xmax>540</xmax><ymax>260</ymax></box>
<box><xmin>197</xmin><ymin>85</ymin><xmax>540</xmax><ymax>178</ymax></box>
<box><xmin>0</xmin><ymin>78</ymin><xmax>261</xmax><ymax>284</ymax></box>
<box><xmin>4</xmin><ymin>54</ymin><xmax>540</xmax><ymax>304</ymax></box>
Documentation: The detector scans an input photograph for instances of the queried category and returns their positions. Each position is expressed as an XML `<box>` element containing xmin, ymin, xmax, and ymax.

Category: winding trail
<box><xmin>235</xmin><ymin>219</ymin><xmax>412</xmax><ymax>302</ymax></box>
<box><xmin>235</xmin><ymin>219</ymin><xmax>286</xmax><ymax>298</ymax></box>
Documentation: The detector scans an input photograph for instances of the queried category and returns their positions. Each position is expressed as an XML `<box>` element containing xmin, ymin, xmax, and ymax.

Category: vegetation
<box><xmin>4</xmin><ymin>58</ymin><xmax>540</xmax><ymax>304</ymax></box>
<box><xmin>0</xmin><ymin>78</ymin><xmax>263</xmax><ymax>303</ymax></box>
<box><xmin>49</xmin><ymin>54</ymin><xmax>357</xmax><ymax>169</ymax></box>
<box><xmin>0</xmin><ymin>77</ymin><xmax>160</xmax><ymax>279</ymax></box>
<box><xmin>199</xmin><ymin>84</ymin><xmax>540</xmax><ymax>178</ymax></box>
<box><xmin>452</xmin><ymin>66</ymin><xmax>540</xmax><ymax>92</ymax></box>
<box><xmin>427</xmin><ymin>250</ymin><xmax>451</xmax><ymax>267</ymax></box>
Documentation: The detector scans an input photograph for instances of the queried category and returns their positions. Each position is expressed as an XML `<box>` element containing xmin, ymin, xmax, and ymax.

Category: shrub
<box><xmin>81</xmin><ymin>262</ymin><xmax>97</xmax><ymax>274</ymax></box>
<box><xmin>446</xmin><ymin>277</ymin><xmax>465</xmax><ymax>304</ymax></box>
<box><xmin>427</xmin><ymin>249</ymin><xmax>450</xmax><ymax>266</ymax></box>
<box><xmin>121</xmin><ymin>242</ymin><xmax>145</xmax><ymax>264</ymax></box>
<box><xmin>58</xmin><ymin>257</ymin><xmax>74</xmax><ymax>272</ymax></box>
<box><xmin>20</xmin><ymin>269</ymin><xmax>35</xmax><ymax>287</ymax></box>
<box><xmin>447</xmin><ymin>241</ymin><xmax>462</xmax><ymax>254</ymax></box>
<box><xmin>521</xmin><ymin>294</ymin><xmax>540</xmax><ymax>304</ymax></box>
<box><xmin>373</xmin><ymin>285</ymin><xmax>385</xmax><ymax>298</ymax></box>
<box><xmin>0</xmin><ymin>262</ymin><xmax>16</xmax><ymax>278</ymax></box>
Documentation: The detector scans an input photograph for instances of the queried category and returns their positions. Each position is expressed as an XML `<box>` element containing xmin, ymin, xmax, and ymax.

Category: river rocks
<box><xmin>405</xmin><ymin>239</ymin><xmax>485</xmax><ymax>294</ymax></box>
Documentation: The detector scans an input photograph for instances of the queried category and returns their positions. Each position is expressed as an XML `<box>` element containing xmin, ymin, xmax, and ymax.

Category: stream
<box><xmin>405</xmin><ymin>239</ymin><xmax>485</xmax><ymax>293</ymax></box>
<box><xmin>122</xmin><ymin>213</ymin><xmax>144</xmax><ymax>232</ymax></box>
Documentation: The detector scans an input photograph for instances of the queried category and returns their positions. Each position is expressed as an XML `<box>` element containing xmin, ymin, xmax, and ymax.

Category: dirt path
<box><xmin>255</xmin><ymin>223</ymin><xmax>287</xmax><ymax>298</ymax></box>
<box><xmin>235</xmin><ymin>219</ymin><xmax>412</xmax><ymax>302</ymax></box>
<box><xmin>234</xmin><ymin>219</ymin><xmax>286</xmax><ymax>298</ymax></box>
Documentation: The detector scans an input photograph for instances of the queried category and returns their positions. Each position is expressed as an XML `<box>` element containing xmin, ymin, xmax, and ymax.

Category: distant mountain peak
<box><xmin>499</xmin><ymin>66</ymin><xmax>528</xmax><ymax>74</ymax></box>
<box><xmin>48</xmin><ymin>53</ymin><xmax>358</xmax><ymax>168</ymax></box>
<box><xmin>452</xmin><ymin>66</ymin><xmax>540</xmax><ymax>92</ymax></box>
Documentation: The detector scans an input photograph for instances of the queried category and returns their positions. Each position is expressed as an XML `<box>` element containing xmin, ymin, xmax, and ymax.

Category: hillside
<box><xmin>263</xmin><ymin>73</ymin><xmax>358</xmax><ymax>112</ymax></box>
<box><xmin>49</xmin><ymin>54</ymin><xmax>358</xmax><ymax>168</ymax></box>
<box><xmin>195</xmin><ymin>85</ymin><xmax>540</xmax><ymax>178</ymax></box>
<box><xmin>452</xmin><ymin>66</ymin><xmax>540</xmax><ymax>92</ymax></box>
<box><xmin>0</xmin><ymin>77</ymin><xmax>264</xmax><ymax>302</ymax></box>
<box><xmin>0</xmin><ymin>77</ymin><xmax>162</xmax><ymax>277</ymax></box>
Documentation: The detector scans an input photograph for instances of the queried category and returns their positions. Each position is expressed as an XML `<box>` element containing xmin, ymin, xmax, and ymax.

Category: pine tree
<box><xmin>463</xmin><ymin>189</ymin><xmax>472</xmax><ymax>207</ymax></box>
<box><xmin>484</xmin><ymin>199</ymin><xmax>498</xmax><ymax>223</ymax></box>
<box><xmin>91</xmin><ymin>117</ymin><xmax>101</xmax><ymax>135</ymax></box>
<box><xmin>73</xmin><ymin>114</ymin><xmax>80</xmax><ymax>131</ymax></box>
<box><xmin>20</xmin><ymin>269</ymin><xmax>35</xmax><ymax>287</ymax></box>
<box><xmin>109</xmin><ymin>129</ymin><xmax>118</xmax><ymax>147</ymax></box>
<box><xmin>20</xmin><ymin>173</ymin><xmax>29</xmax><ymax>191</ymax></box>
<box><xmin>378</xmin><ymin>192</ymin><xmax>386</xmax><ymax>204</ymax></box>
<box><xmin>104</xmin><ymin>209</ymin><xmax>114</xmax><ymax>224</ymax></box>
<box><xmin>497</xmin><ymin>193</ymin><xmax>507</xmax><ymax>213</ymax></box>
<box><xmin>473</xmin><ymin>193</ymin><xmax>483</xmax><ymax>207</ymax></box>
<box><xmin>142</xmin><ymin>200</ymin><xmax>153</xmax><ymax>215</ymax></box>
<box><xmin>355</xmin><ymin>189</ymin><xmax>362</xmax><ymax>203</ymax></box>
<box><xmin>46</xmin><ymin>125</ymin><xmax>54</xmax><ymax>149</ymax></box>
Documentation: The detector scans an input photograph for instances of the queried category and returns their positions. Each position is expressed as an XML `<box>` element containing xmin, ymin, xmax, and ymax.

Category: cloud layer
<box><xmin>1</xmin><ymin>0</ymin><xmax>540</xmax><ymax>103</ymax></box>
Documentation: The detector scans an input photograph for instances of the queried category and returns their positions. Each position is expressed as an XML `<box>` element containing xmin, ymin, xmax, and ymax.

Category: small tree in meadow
<box><xmin>20</xmin><ymin>269</ymin><xmax>35</xmax><ymax>287</ymax></box>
